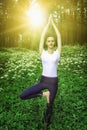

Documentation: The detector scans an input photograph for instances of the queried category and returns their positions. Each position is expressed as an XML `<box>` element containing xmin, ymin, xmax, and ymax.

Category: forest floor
<box><xmin>0</xmin><ymin>45</ymin><xmax>87</xmax><ymax>130</ymax></box>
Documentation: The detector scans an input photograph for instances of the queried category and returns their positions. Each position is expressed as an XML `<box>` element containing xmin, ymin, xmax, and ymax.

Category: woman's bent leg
<box><xmin>20</xmin><ymin>83</ymin><xmax>43</xmax><ymax>100</ymax></box>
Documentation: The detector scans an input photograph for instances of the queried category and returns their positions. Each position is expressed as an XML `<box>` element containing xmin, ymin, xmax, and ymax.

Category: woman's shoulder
<box><xmin>40</xmin><ymin>49</ymin><xmax>47</xmax><ymax>57</ymax></box>
<box><xmin>39</xmin><ymin>49</ymin><xmax>45</xmax><ymax>55</ymax></box>
<box><xmin>55</xmin><ymin>49</ymin><xmax>60</xmax><ymax>58</ymax></box>
<box><xmin>55</xmin><ymin>49</ymin><xmax>60</xmax><ymax>54</ymax></box>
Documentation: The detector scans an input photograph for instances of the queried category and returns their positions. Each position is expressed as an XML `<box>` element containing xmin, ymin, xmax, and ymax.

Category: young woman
<box><xmin>20</xmin><ymin>15</ymin><xmax>61</xmax><ymax>124</ymax></box>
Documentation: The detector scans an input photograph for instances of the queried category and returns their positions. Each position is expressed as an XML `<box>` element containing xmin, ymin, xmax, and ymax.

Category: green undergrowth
<box><xmin>0</xmin><ymin>45</ymin><xmax>87</xmax><ymax>130</ymax></box>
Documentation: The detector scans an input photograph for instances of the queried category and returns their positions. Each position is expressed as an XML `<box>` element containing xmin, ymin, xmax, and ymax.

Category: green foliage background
<box><xmin>0</xmin><ymin>46</ymin><xmax>87</xmax><ymax>130</ymax></box>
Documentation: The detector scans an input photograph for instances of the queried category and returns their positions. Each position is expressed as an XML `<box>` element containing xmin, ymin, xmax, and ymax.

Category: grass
<box><xmin>0</xmin><ymin>45</ymin><xmax>87</xmax><ymax>130</ymax></box>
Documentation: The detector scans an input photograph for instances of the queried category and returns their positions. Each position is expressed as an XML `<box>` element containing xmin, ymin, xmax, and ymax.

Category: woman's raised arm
<box><xmin>51</xmin><ymin>16</ymin><xmax>62</xmax><ymax>54</ymax></box>
<box><xmin>39</xmin><ymin>16</ymin><xmax>51</xmax><ymax>55</ymax></box>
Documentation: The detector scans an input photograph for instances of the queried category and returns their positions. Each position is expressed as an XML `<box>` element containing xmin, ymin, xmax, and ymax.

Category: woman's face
<box><xmin>46</xmin><ymin>37</ymin><xmax>55</xmax><ymax>49</ymax></box>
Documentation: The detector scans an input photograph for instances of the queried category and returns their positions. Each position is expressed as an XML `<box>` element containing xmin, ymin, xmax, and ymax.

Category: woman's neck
<box><xmin>47</xmin><ymin>48</ymin><xmax>54</xmax><ymax>54</ymax></box>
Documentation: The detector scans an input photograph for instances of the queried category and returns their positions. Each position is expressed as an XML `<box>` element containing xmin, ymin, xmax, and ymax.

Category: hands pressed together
<box><xmin>48</xmin><ymin>14</ymin><xmax>54</xmax><ymax>25</ymax></box>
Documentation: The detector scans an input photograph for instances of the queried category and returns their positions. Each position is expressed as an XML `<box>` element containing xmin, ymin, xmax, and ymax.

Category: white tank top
<box><xmin>41</xmin><ymin>50</ymin><xmax>60</xmax><ymax>77</ymax></box>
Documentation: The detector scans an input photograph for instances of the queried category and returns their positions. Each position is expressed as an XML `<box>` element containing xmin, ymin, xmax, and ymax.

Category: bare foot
<box><xmin>43</xmin><ymin>91</ymin><xmax>50</xmax><ymax>103</ymax></box>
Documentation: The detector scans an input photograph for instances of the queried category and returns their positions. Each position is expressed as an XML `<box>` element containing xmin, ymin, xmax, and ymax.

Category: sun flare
<box><xmin>26</xmin><ymin>3</ymin><xmax>45</xmax><ymax>27</ymax></box>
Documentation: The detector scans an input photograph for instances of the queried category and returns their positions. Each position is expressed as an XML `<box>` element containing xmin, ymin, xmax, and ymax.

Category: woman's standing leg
<box><xmin>43</xmin><ymin>82</ymin><xmax>58</xmax><ymax>124</ymax></box>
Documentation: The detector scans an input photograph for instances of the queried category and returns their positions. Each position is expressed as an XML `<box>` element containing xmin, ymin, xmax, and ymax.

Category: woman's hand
<box><xmin>49</xmin><ymin>14</ymin><xmax>52</xmax><ymax>22</ymax></box>
<box><xmin>50</xmin><ymin>15</ymin><xmax>55</xmax><ymax>25</ymax></box>
<box><xmin>47</xmin><ymin>15</ymin><xmax>51</xmax><ymax>25</ymax></box>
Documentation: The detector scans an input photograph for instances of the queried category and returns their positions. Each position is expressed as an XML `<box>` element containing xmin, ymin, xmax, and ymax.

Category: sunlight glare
<box><xmin>26</xmin><ymin>3</ymin><xmax>45</xmax><ymax>27</ymax></box>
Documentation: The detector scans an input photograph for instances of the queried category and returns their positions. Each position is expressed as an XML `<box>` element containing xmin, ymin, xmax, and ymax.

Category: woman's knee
<box><xmin>20</xmin><ymin>93</ymin><xmax>25</xmax><ymax>100</ymax></box>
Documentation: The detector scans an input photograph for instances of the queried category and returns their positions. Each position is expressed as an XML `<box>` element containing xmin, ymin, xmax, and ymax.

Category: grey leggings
<box><xmin>20</xmin><ymin>75</ymin><xmax>58</xmax><ymax>104</ymax></box>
